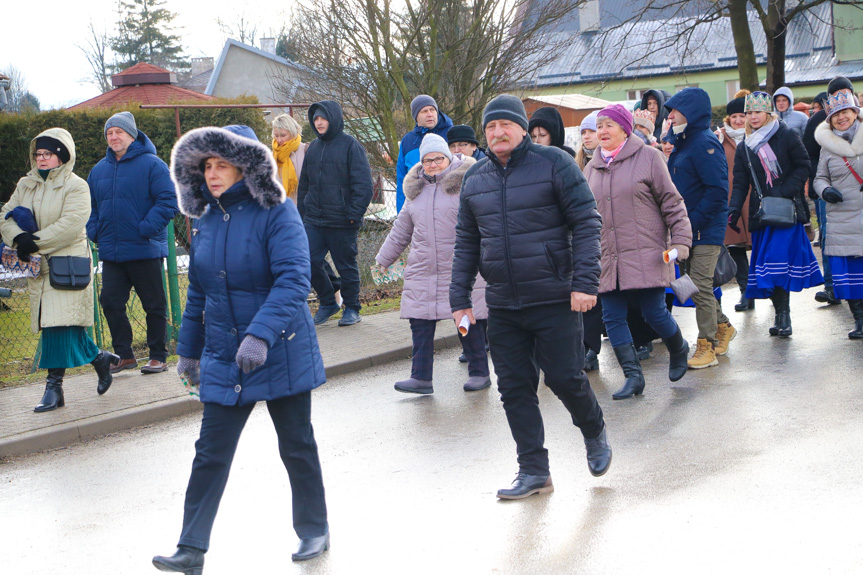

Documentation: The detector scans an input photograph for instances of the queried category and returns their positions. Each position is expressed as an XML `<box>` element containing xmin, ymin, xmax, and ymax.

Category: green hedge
<box><xmin>0</xmin><ymin>96</ymin><xmax>270</xmax><ymax>203</ymax></box>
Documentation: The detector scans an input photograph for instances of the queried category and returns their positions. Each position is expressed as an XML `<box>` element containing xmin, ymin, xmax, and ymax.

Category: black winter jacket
<box><xmin>803</xmin><ymin>109</ymin><xmax>827</xmax><ymax>189</ymax></box>
<box><xmin>297</xmin><ymin>101</ymin><xmax>373</xmax><ymax>228</ymax></box>
<box><xmin>450</xmin><ymin>137</ymin><xmax>602</xmax><ymax>311</ymax></box>
<box><xmin>730</xmin><ymin>121</ymin><xmax>811</xmax><ymax>232</ymax></box>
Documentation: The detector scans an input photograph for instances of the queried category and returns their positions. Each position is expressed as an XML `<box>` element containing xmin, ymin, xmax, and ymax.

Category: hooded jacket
<box><xmin>376</xmin><ymin>155</ymin><xmax>488</xmax><ymax>320</ymax></box>
<box><xmin>664</xmin><ymin>87</ymin><xmax>729</xmax><ymax>246</ymax></box>
<box><xmin>773</xmin><ymin>87</ymin><xmax>809</xmax><ymax>138</ymax></box>
<box><xmin>1</xmin><ymin>128</ymin><xmax>94</xmax><ymax>333</ymax></box>
<box><xmin>813</xmin><ymin>115</ymin><xmax>863</xmax><ymax>257</ymax></box>
<box><xmin>86</xmin><ymin>130</ymin><xmax>178</xmax><ymax>262</ymax></box>
<box><xmin>171</xmin><ymin>126</ymin><xmax>326</xmax><ymax>405</ymax></box>
<box><xmin>641</xmin><ymin>89</ymin><xmax>672</xmax><ymax>140</ymax></box>
<box><xmin>297</xmin><ymin>101</ymin><xmax>374</xmax><ymax>228</ymax></box>
<box><xmin>528</xmin><ymin>107</ymin><xmax>576</xmax><ymax>157</ymax></box>
<box><xmin>396</xmin><ymin>110</ymin><xmax>454</xmax><ymax>212</ymax></box>
<box><xmin>450</xmin><ymin>137</ymin><xmax>602</xmax><ymax>312</ymax></box>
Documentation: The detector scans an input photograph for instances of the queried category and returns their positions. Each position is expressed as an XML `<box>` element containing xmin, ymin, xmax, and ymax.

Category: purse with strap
<box><xmin>713</xmin><ymin>245</ymin><xmax>738</xmax><ymax>287</ymax></box>
<box><xmin>744</xmin><ymin>144</ymin><xmax>796</xmax><ymax>228</ymax></box>
<box><xmin>48</xmin><ymin>255</ymin><xmax>91</xmax><ymax>290</ymax></box>
<box><xmin>842</xmin><ymin>157</ymin><xmax>863</xmax><ymax>190</ymax></box>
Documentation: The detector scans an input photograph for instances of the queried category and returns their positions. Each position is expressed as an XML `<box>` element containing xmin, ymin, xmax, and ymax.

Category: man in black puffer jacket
<box><xmin>298</xmin><ymin>100</ymin><xmax>373</xmax><ymax>326</ymax></box>
<box><xmin>450</xmin><ymin>95</ymin><xmax>610</xmax><ymax>500</ymax></box>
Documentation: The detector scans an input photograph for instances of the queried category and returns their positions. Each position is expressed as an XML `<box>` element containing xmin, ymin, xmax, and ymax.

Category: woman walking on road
<box><xmin>813</xmin><ymin>89</ymin><xmax>863</xmax><ymax>338</ymax></box>
<box><xmin>0</xmin><ymin>128</ymin><xmax>118</xmax><ymax>412</ymax></box>
<box><xmin>153</xmin><ymin>125</ymin><xmax>329</xmax><ymax>573</ymax></box>
<box><xmin>584</xmin><ymin>105</ymin><xmax>692</xmax><ymax>400</ymax></box>
<box><xmin>729</xmin><ymin>92</ymin><xmax>823</xmax><ymax>337</ymax></box>
<box><xmin>375</xmin><ymin>134</ymin><xmax>491</xmax><ymax>394</ymax></box>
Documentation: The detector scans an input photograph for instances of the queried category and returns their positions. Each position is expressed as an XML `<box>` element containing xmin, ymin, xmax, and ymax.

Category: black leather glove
<box><xmin>14</xmin><ymin>233</ymin><xmax>40</xmax><ymax>262</ymax></box>
<box><xmin>822</xmin><ymin>187</ymin><xmax>844</xmax><ymax>204</ymax></box>
<box><xmin>727</xmin><ymin>210</ymin><xmax>742</xmax><ymax>233</ymax></box>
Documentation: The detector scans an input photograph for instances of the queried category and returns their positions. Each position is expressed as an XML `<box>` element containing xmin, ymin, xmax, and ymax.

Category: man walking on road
<box><xmin>664</xmin><ymin>88</ymin><xmax>735</xmax><ymax>369</ymax></box>
<box><xmin>87</xmin><ymin>111</ymin><xmax>177</xmax><ymax>374</ymax></box>
<box><xmin>450</xmin><ymin>95</ymin><xmax>611</xmax><ymax>500</ymax></box>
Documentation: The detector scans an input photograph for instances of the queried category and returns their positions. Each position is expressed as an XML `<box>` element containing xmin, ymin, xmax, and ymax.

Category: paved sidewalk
<box><xmin>0</xmin><ymin>310</ymin><xmax>460</xmax><ymax>458</ymax></box>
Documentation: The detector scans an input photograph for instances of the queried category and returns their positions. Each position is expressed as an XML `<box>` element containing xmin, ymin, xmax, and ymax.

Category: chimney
<box><xmin>579</xmin><ymin>0</ymin><xmax>600</xmax><ymax>33</ymax></box>
<box><xmin>190</xmin><ymin>57</ymin><xmax>214</xmax><ymax>77</ymax></box>
<box><xmin>261</xmin><ymin>38</ymin><xmax>276</xmax><ymax>55</ymax></box>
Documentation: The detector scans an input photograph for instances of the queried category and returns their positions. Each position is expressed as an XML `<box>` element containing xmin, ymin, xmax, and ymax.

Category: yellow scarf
<box><xmin>272</xmin><ymin>135</ymin><xmax>301</xmax><ymax>199</ymax></box>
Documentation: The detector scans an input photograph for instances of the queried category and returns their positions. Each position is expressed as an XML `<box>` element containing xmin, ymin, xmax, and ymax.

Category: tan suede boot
<box><xmin>687</xmin><ymin>338</ymin><xmax>718</xmax><ymax>369</ymax></box>
<box><xmin>714</xmin><ymin>322</ymin><xmax>737</xmax><ymax>356</ymax></box>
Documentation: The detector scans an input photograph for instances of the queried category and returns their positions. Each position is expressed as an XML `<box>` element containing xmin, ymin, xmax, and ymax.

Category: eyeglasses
<box><xmin>421</xmin><ymin>156</ymin><xmax>448</xmax><ymax>166</ymax></box>
<box><xmin>33</xmin><ymin>152</ymin><xmax>54</xmax><ymax>160</ymax></box>
<box><xmin>449</xmin><ymin>142</ymin><xmax>473</xmax><ymax>150</ymax></box>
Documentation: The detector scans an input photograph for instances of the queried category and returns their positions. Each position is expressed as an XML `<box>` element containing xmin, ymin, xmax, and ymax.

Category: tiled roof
<box><xmin>115</xmin><ymin>62</ymin><xmax>170</xmax><ymax>76</ymax></box>
<box><xmin>178</xmin><ymin>69</ymin><xmax>213</xmax><ymax>94</ymax></box>
<box><xmin>67</xmin><ymin>84</ymin><xmax>214</xmax><ymax>110</ymax></box>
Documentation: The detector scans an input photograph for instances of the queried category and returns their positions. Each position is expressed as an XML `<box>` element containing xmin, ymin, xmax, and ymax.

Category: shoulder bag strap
<box><xmin>743</xmin><ymin>144</ymin><xmax>764</xmax><ymax>201</ymax></box>
<box><xmin>842</xmin><ymin>157</ymin><xmax>863</xmax><ymax>186</ymax></box>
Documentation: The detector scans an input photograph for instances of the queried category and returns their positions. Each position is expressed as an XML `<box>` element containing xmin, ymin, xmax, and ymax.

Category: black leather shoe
<box><xmin>850</xmin><ymin>319</ymin><xmax>863</xmax><ymax>339</ymax></box>
<box><xmin>292</xmin><ymin>532</ymin><xmax>330</xmax><ymax>561</ymax></box>
<box><xmin>496</xmin><ymin>473</ymin><xmax>553</xmax><ymax>500</ymax></box>
<box><xmin>34</xmin><ymin>369</ymin><xmax>65</xmax><ymax>413</ymax></box>
<box><xmin>815</xmin><ymin>288</ymin><xmax>840</xmax><ymax>305</ymax></box>
<box><xmin>661</xmin><ymin>329</ymin><xmax>689</xmax><ymax>382</ymax></box>
<box><xmin>152</xmin><ymin>546</ymin><xmax>204</xmax><ymax>574</ymax></box>
<box><xmin>611</xmin><ymin>344</ymin><xmax>644</xmax><ymax>399</ymax></box>
<box><xmin>584</xmin><ymin>427</ymin><xmax>612</xmax><ymax>477</ymax></box>
<box><xmin>584</xmin><ymin>348</ymin><xmax>599</xmax><ymax>372</ymax></box>
<box><xmin>92</xmin><ymin>350</ymin><xmax>119</xmax><ymax>395</ymax></box>
<box><xmin>458</xmin><ymin>353</ymin><xmax>468</xmax><ymax>363</ymax></box>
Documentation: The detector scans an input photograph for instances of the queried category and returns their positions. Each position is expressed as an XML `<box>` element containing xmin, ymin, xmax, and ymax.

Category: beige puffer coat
<box><xmin>0</xmin><ymin>128</ymin><xmax>94</xmax><ymax>333</ymax></box>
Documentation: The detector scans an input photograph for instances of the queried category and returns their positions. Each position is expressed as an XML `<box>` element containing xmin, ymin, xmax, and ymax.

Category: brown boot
<box><xmin>687</xmin><ymin>338</ymin><xmax>718</xmax><ymax>369</ymax></box>
<box><xmin>714</xmin><ymin>322</ymin><xmax>737</xmax><ymax>356</ymax></box>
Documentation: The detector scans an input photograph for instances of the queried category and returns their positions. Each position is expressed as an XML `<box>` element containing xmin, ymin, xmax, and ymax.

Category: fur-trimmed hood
<box><xmin>170</xmin><ymin>126</ymin><xmax>286</xmax><ymax>218</ymax></box>
<box><xmin>403</xmin><ymin>155</ymin><xmax>475</xmax><ymax>200</ymax></box>
<box><xmin>814</xmin><ymin>113</ymin><xmax>863</xmax><ymax>157</ymax></box>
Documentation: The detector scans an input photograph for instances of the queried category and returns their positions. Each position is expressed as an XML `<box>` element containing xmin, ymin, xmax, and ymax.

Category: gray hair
<box><xmin>272</xmin><ymin>114</ymin><xmax>302</xmax><ymax>139</ymax></box>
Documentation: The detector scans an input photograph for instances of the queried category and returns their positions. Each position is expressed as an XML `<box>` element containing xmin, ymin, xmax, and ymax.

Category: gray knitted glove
<box><xmin>236</xmin><ymin>334</ymin><xmax>269</xmax><ymax>373</ymax></box>
<box><xmin>177</xmin><ymin>356</ymin><xmax>200</xmax><ymax>385</ymax></box>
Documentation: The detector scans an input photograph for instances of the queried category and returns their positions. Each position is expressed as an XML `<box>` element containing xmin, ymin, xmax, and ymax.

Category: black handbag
<box><xmin>713</xmin><ymin>245</ymin><xmax>737</xmax><ymax>287</ymax></box>
<box><xmin>48</xmin><ymin>256</ymin><xmax>91</xmax><ymax>290</ymax></box>
<box><xmin>744</xmin><ymin>144</ymin><xmax>796</xmax><ymax>228</ymax></box>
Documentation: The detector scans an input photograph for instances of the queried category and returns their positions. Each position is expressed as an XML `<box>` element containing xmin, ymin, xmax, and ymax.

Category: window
<box><xmin>726</xmin><ymin>79</ymin><xmax>741</xmax><ymax>101</ymax></box>
<box><xmin>627</xmin><ymin>89</ymin><xmax>647</xmax><ymax>100</ymax></box>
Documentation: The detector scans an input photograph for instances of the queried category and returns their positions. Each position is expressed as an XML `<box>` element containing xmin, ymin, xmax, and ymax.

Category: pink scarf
<box><xmin>600</xmin><ymin>138</ymin><xmax>627</xmax><ymax>164</ymax></box>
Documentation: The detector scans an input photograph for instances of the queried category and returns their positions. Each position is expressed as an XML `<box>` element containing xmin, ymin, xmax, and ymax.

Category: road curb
<box><xmin>0</xmin><ymin>331</ymin><xmax>463</xmax><ymax>459</ymax></box>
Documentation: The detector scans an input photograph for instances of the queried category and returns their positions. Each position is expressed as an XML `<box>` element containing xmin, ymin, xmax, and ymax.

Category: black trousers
<box><xmin>728</xmin><ymin>246</ymin><xmax>750</xmax><ymax>290</ymax></box>
<box><xmin>100</xmin><ymin>259</ymin><xmax>168</xmax><ymax>361</ymax></box>
<box><xmin>409</xmin><ymin>318</ymin><xmax>489</xmax><ymax>380</ymax></box>
<box><xmin>488</xmin><ymin>303</ymin><xmax>605</xmax><ymax>476</ymax></box>
<box><xmin>306</xmin><ymin>224</ymin><xmax>360</xmax><ymax>312</ymax></box>
<box><xmin>177</xmin><ymin>393</ymin><xmax>328</xmax><ymax>552</ymax></box>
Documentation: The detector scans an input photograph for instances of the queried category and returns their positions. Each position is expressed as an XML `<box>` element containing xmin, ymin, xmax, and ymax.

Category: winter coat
<box><xmin>376</xmin><ymin>156</ymin><xmax>488</xmax><ymax>321</ymax></box>
<box><xmin>297</xmin><ymin>101</ymin><xmax>374</xmax><ymax>229</ymax></box>
<box><xmin>86</xmin><ymin>130</ymin><xmax>177</xmax><ymax>262</ymax></box>
<box><xmin>528</xmin><ymin>107</ymin><xmax>576</xmax><ymax>156</ymax></box>
<box><xmin>584</xmin><ymin>136</ymin><xmax>692</xmax><ymax>293</ymax></box>
<box><xmin>450</xmin><ymin>137</ymin><xmax>602</xmax><ymax>312</ymax></box>
<box><xmin>730</xmin><ymin>120</ymin><xmax>812</xmax><ymax>232</ymax></box>
<box><xmin>664</xmin><ymin>88</ymin><xmax>729</xmax><ymax>246</ymax></box>
<box><xmin>0</xmin><ymin>128</ymin><xmax>94</xmax><ymax>333</ymax></box>
<box><xmin>396</xmin><ymin>111</ymin><xmax>454</xmax><ymax>211</ymax></box>
<box><xmin>803</xmin><ymin>109</ymin><xmax>828</xmax><ymax>186</ymax></box>
<box><xmin>171</xmin><ymin>127</ymin><xmax>326</xmax><ymax>406</ymax></box>
<box><xmin>641</xmin><ymin>89</ymin><xmax>672</xmax><ymax>140</ymax></box>
<box><xmin>719</xmin><ymin>127</ymin><xmax>752</xmax><ymax>247</ymax></box>
<box><xmin>773</xmin><ymin>87</ymin><xmax>809</xmax><ymax>139</ymax></box>
<box><xmin>813</xmin><ymin>117</ymin><xmax>863</xmax><ymax>257</ymax></box>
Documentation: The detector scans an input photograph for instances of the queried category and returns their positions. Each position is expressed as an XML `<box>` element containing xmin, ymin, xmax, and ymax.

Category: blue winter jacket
<box><xmin>176</xmin><ymin>181</ymin><xmax>326</xmax><ymax>405</ymax></box>
<box><xmin>395</xmin><ymin>112</ymin><xmax>454</xmax><ymax>212</ymax></box>
<box><xmin>86</xmin><ymin>131</ymin><xmax>178</xmax><ymax>262</ymax></box>
<box><xmin>664</xmin><ymin>88</ymin><xmax>729</xmax><ymax>246</ymax></box>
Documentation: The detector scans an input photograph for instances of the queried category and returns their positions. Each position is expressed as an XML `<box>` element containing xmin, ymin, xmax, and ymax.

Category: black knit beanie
<box><xmin>447</xmin><ymin>124</ymin><xmax>479</xmax><ymax>146</ymax></box>
<box><xmin>726</xmin><ymin>97</ymin><xmax>746</xmax><ymax>116</ymax></box>
<box><xmin>482</xmin><ymin>95</ymin><xmax>529</xmax><ymax>131</ymax></box>
<box><xmin>828</xmin><ymin>76</ymin><xmax>854</xmax><ymax>95</ymax></box>
<box><xmin>34</xmin><ymin>136</ymin><xmax>70</xmax><ymax>164</ymax></box>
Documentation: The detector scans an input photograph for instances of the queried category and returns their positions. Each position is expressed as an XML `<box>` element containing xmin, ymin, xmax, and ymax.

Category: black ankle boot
<box><xmin>774</xmin><ymin>289</ymin><xmax>792</xmax><ymax>337</ymax></box>
<box><xmin>584</xmin><ymin>347</ymin><xmax>599</xmax><ymax>371</ymax></box>
<box><xmin>91</xmin><ymin>350</ymin><xmax>119</xmax><ymax>395</ymax></box>
<box><xmin>661</xmin><ymin>328</ymin><xmax>689</xmax><ymax>382</ymax></box>
<box><xmin>611</xmin><ymin>344</ymin><xmax>644</xmax><ymax>399</ymax></box>
<box><xmin>848</xmin><ymin>300</ymin><xmax>863</xmax><ymax>339</ymax></box>
<box><xmin>152</xmin><ymin>545</ymin><xmax>205</xmax><ymax>574</ymax></box>
<box><xmin>35</xmin><ymin>369</ymin><xmax>65</xmax><ymax>413</ymax></box>
<box><xmin>734</xmin><ymin>289</ymin><xmax>754</xmax><ymax>311</ymax></box>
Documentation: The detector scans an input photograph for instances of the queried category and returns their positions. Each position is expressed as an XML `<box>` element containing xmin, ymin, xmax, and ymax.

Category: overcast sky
<box><xmin>1</xmin><ymin>1</ymin><xmax>292</xmax><ymax>109</ymax></box>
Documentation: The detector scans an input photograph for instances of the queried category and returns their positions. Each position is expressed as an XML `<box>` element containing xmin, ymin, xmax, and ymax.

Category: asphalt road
<box><xmin>1</xmin><ymin>293</ymin><xmax>861</xmax><ymax>575</ymax></box>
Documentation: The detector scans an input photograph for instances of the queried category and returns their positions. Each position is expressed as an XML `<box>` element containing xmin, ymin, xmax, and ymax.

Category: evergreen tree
<box><xmin>111</xmin><ymin>0</ymin><xmax>188</xmax><ymax>73</ymax></box>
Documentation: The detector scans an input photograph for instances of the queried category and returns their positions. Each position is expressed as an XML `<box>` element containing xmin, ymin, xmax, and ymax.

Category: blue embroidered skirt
<box><xmin>745</xmin><ymin>223</ymin><xmax>824</xmax><ymax>299</ymax></box>
<box><xmin>39</xmin><ymin>326</ymin><xmax>100</xmax><ymax>369</ymax></box>
<box><xmin>829</xmin><ymin>255</ymin><xmax>863</xmax><ymax>300</ymax></box>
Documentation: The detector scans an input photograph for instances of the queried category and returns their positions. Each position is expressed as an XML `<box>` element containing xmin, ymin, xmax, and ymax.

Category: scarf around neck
<box><xmin>600</xmin><ymin>138</ymin><xmax>627</xmax><ymax>164</ymax></box>
<box><xmin>833</xmin><ymin>120</ymin><xmax>860</xmax><ymax>143</ymax></box>
<box><xmin>724</xmin><ymin>124</ymin><xmax>746</xmax><ymax>143</ymax></box>
<box><xmin>746</xmin><ymin>120</ymin><xmax>782</xmax><ymax>186</ymax></box>
<box><xmin>272</xmin><ymin>135</ymin><xmax>302</xmax><ymax>199</ymax></box>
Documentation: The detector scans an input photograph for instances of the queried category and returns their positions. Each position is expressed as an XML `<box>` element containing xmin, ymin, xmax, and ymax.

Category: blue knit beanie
<box><xmin>482</xmin><ymin>95</ymin><xmax>528</xmax><ymax>131</ymax></box>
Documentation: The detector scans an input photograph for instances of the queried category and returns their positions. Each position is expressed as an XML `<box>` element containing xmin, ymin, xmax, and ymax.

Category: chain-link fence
<box><xmin>1</xmin><ymin>187</ymin><xmax>402</xmax><ymax>383</ymax></box>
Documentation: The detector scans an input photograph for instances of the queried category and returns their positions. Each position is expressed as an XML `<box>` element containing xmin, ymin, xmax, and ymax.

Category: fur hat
<box><xmin>170</xmin><ymin>125</ymin><xmax>285</xmax><ymax>218</ymax></box>
<box><xmin>632</xmin><ymin>109</ymin><xmax>656</xmax><ymax>132</ymax></box>
<box><xmin>825</xmin><ymin>90</ymin><xmax>861</xmax><ymax>123</ymax></box>
<box><xmin>744</xmin><ymin>92</ymin><xmax>774</xmax><ymax>113</ymax></box>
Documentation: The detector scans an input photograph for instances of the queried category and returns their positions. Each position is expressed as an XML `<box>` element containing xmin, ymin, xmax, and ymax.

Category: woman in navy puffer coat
<box><xmin>152</xmin><ymin>125</ymin><xmax>329</xmax><ymax>573</ymax></box>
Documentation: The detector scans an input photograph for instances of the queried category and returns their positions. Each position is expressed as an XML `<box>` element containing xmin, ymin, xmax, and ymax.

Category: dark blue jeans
<box><xmin>815</xmin><ymin>198</ymin><xmax>833</xmax><ymax>288</ymax></box>
<box><xmin>600</xmin><ymin>287</ymin><xmax>680</xmax><ymax>348</ymax></box>
<box><xmin>178</xmin><ymin>393</ymin><xmax>328</xmax><ymax>552</ymax></box>
<box><xmin>306</xmin><ymin>224</ymin><xmax>360</xmax><ymax>311</ymax></box>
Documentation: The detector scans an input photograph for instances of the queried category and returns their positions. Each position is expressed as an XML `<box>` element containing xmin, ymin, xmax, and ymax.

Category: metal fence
<box><xmin>0</xmin><ymin>187</ymin><xmax>402</xmax><ymax>382</ymax></box>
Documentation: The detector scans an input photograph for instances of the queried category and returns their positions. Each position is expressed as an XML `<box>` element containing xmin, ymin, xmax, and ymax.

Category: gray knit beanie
<box><xmin>482</xmin><ymin>95</ymin><xmax>529</xmax><ymax>131</ymax></box>
<box><xmin>418</xmin><ymin>134</ymin><xmax>452</xmax><ymax>162</ymax></box>
<box><xmin>411</xmin><ymin>95</ymin><xmax>438</xmax><ymax>121</ymax></box>
<box><xmin>104</xmin><ymin>111</ymin><xmax>138</xmax><ymax>140</ymax></box>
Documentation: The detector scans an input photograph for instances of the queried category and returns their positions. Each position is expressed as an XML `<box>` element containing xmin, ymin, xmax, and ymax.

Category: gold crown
<box><xmin>744</xmin><ymin>92</ymin><xmax>773</xmax><ymax>113</ymax></box>
<box><xmin>825</xmin><ymin>90</ymin><xmax>859</xmax><ymax>118</ymax></box>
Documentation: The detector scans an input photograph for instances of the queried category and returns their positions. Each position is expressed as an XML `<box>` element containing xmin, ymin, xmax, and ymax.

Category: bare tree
<box><xmin>79</xmin><ymin>22</ymin><xmax>114</xmax><ymax>94</ymax></box>
<box><xmin>0</xmin><ymin>65</ymin><xmax>40</xmax><ymax>113</ymax></box>
<box><xmin>217</xmin><ymin>12</ymin><xmax>259</xmax><ymax>47</ymax></box>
